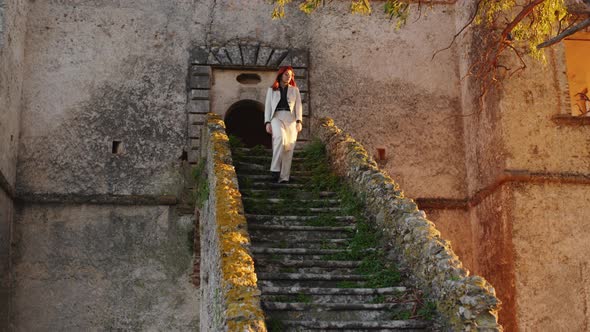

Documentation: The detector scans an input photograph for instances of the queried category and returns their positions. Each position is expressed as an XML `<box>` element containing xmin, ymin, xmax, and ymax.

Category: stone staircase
<box><xmin>232</xmin><ymin>144</ymin><xmax>436</xmax><ymax>332</ymax></box>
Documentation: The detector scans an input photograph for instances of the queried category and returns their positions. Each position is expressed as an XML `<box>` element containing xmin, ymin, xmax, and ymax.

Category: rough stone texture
<box><xmin>512</xmin><ymin>183</ymin><xmax>590</xmax><ymax>331</ymax></box>
<box><xmin>199</xmin><ymin>114</ymin><xmax>265</xmax><ymax>331</ymax></box>
<box><xmin>308</xmin><ymin>3</ymin><xmax>467</xmax><ymax>201</ymax></box>
<box><xmin>11</xmin><ymin>204</ymin><xmax>199</xmax><ymax>331</ymax></box>
<box><xmin>16</xmin><ymin>0</ymin><xmax>194</xmax><ymax>197</ymax></box>
<box><xmin>314</xmin><ymin>117</ymin><xmax>501</xmax><ymax>331</ymax></box>
<box><xmin>0</xmin><ymin>190</ymin><xmax>13</xmax><ymax>330</ymax></box>
<box><xmin>423</xmin><ymin>208</ymin><xmax>474</xmax><ymax>270</ymax></box>
<box><xmin>0</xmin><ymin>0</ymin><xmax>29</xmax><ymax>328</ymax></box>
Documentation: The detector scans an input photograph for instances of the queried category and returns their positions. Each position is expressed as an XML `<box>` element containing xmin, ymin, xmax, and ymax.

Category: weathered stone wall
<box><xmin>199</xmin><ymin>114</ymin><xmax>265</xmax><ymax>331</ymax></box>
<box><xmin>314</xmin><ymin>117</ymin><xmax>501</xmax><ymax>331</ymax></box>
<box><xmin>16</xmin><ymin>0</ymin><xmax>196</xmax><ymax>197</ymax></box>
<box><xmin>11</xmin><ymin>203</ymin><xmax>199</xmax><ymax>330</ymax></box>
<box><xmin>452</xmin><ymin>1</ymin><xmax>590</xmax><ymax>330</ymax></box>
<box><xmin>0</xmin><ymin>0</ymin><xmax>29</xmax><ymax>328</ymax></box>
<box><xmin>308</xmin><ymin>2</ymin><xmax>467</xmax><ymax>202</ymax></box>
<box><xmin>512</xmin><ymin>183</ymin><xmax>590</xmax><ymax>331</ymax></box>
<box><xmin>493</xmin><ymin>42</ymin><xmax>590</xmax><ymax>330</ymax></box>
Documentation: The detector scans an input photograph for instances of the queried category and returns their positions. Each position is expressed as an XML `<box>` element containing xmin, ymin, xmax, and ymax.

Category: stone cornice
<box><xmin>0</xmin><ymin>169</ymin><xmax>16</xmax><ymax>199</ymax></box>
<box><xmin>15</xmin><ymin>193</ymin><xmax>177</xmax><ymax>205</ymax></box>
<box><xmin>417</xmin><ymin>169</ymin><xmax>590</xmax><ymax>210</ymax></box>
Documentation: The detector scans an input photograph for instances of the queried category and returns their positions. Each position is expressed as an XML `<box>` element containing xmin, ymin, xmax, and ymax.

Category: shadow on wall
<box><xmin>224</xmin><ymin>99</ymin><xmax>270</xmax><ymax>148</ymax></box>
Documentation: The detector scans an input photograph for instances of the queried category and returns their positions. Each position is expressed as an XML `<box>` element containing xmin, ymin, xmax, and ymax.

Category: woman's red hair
<box><xmin>271</xmin><ymin>66</ymin><xmax>297</xmax><ymax>90</ymax></box>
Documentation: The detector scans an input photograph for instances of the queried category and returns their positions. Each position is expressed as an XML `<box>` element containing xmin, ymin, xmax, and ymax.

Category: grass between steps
<box><xmin>229</xmin><ymin>137</ymin><xmax>436</xmax><ymax>323</ymax></box>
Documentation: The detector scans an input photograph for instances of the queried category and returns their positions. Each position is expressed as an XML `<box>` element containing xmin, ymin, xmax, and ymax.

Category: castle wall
<box><xmin>497</xmin><ymin>46</ymin><xmax>590</xmax><ymax>330</ymax></box>
<box><xmin>511</xmin><ymin>183</ymin><xmax>590</xmax><ymax>331</ymax></box>
<box><xmin>307</xmin><ymin>3</ymin><xmax>467</xmax><ymax>202</ymax></box>
<box><xmin>11</xmin><ymin>204</ymin><xmax>198</xmax><ymax>331</ymax></box>
<box><xmin>0</xmin><ymin>0</ymin><xmax>29</xmax><ymax>328</ymax></box>
<box><xmin>14</xmin><ymin>0</ymin><xmax>469</xmax><ymax>318</ymax></box>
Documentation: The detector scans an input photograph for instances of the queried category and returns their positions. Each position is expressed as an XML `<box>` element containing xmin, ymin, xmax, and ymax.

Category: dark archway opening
<box><xmin>224</xmin><ymin>99</ymin><xmax>271</xmax><ymax>148</ymax></box>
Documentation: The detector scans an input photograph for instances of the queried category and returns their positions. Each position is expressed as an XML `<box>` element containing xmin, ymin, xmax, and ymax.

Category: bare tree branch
<box><xmin>537</xmin><ymin>17</ymin><xmax>590</xmax><ymax>48</ymax></box>
<box><xmin>432</xmin><ymin>0</ymin><xmax>483</xmax><ymax>60</ymax></box>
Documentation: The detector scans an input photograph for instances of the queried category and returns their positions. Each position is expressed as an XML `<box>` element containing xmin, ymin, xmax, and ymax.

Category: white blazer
<box><xmin>264</xmin><ymin>86</ymin><xmax>303</xmax><ymax>124</ymax></box>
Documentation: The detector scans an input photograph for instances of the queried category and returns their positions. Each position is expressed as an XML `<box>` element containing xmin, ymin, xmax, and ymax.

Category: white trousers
<box><xmin>270</xmin><ymin>111</ymin><xmax>298</xmax><ymax>181</ymax></box>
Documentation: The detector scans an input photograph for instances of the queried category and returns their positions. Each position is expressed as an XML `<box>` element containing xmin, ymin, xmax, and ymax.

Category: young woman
<box><xmin>264</xmin><ymin>66</ymin><xmax>303</xmax><ymax>183</ymax></box>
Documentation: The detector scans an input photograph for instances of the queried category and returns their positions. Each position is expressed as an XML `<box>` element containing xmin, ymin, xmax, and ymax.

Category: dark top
<box><xmin>275</xmin><ymin>85</ymin><xmax>290</xmax><ymax>111</ymax></box>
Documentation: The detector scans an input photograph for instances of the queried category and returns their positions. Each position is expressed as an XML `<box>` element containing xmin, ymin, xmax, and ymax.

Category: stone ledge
<box><xmin>199</xmin><ymin>113</ymin><xmax>266</xmax><ymax>332</ymax></box>
<box><xmin>313</xmin><ymin>117</ymin><xmax>502</xmax><ymax>332</ymax></box>
<box><xmin>551</xmin><ymin>114</ymin><xmax>590</xmax><ymax>125</ymax></box>
<box><xmin>0</xmin><ymin>169</ymin><xmax>15</xmax><ymax>199</ymax></box>
<box><xmin>16</xmin><ymin>193</ymin><xmax>177</xmax><ymax>205</ymax></box>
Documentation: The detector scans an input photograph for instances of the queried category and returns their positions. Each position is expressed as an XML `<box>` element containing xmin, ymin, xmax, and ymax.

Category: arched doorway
<box><xmin>224</xmin><ymin>99</ymin><xmax>271</xmax><ymax>148</ymax></box>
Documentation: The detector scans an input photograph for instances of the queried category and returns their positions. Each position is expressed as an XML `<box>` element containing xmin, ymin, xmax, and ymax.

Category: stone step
<box><xmin>265</xmin><ymin>302</ymin><xmax>415</xmax><ymax>321</ymax></box>
<box><xmin>264</xmin><ymin>302</ymin><xmax>411</xmax><ymax>311</ymax></box>
<box><xmin>278</xmin><ymin>319</ymin><xmax>431</xmax><ymax>331</ymax></box>
<box><xmin>237</xmin><ymin>169</ymin><xmax>313</xmax><ymax>177</ymax></box>
<box><xmin>249</xmin><ymin>229</ymin><xmax>354</xmax><ymax>242</ymax></box>
<box><xmin>258</xmin><ymin>272</ymin><xmax>369</xmax><ymax>282</ymax></box>
<box><xmin>244</xmin><ymin>211</ymin><xmax>354</xmax><ymax>222</ymax></box>
<box><xmin>261</xmin><ymin>287</ymin><xmax>411</xmax><ymax>308</ymax></box>
<box><xmin>235</xmin><ymin>161</ymin><xmax>310</xmax><ymax>172</ymax></box>
<box><xmin>258</xmin><ymin>265</ymin><xmax>358</xmax><ymax>276</ymax></box>
<box><xmin>261</xmin><ymin>286</ymin><xmax>407</xmax><ymax>295</ymax></box>
<box><xmin>244</xmin><ymin>207</ymin><xmax>348</xmax><ymax>218</ymax></box>
<box><xmin>251</xmin><ymin>247</ymin><xmax>356</xmax><ymax>256</ymax></box>
<box><xmin>252</xmin><ymin>238</ymin><xmax>351</xmax><ymax>249</ymax></box>
<box><xmin>246</xmin><ymin>214</ymin><xmax>356</xmax><ymax>222</ymax></box>
<box><xmin>240</xmin><ymin>155</ymin><xmax>306</xmax><ymax>162</ymax></box>
<box><xmin>236</xmin><ymin>147</ymin><xmax>306</xmax><ymax>152</ymax></box>
<box><xmin>258</xmin><ymin>277</ymin><xmax>369</xmax><ymax>289</ymax></box>
<box><xmin>243</xmin><ymin>197</ymin><xmax>342</xmax><ymax>206</ymax></box>
<box><xmin>239</xmin><ymin>174</ymin><xmax>312</xmax><ymax>181</ymax></box>
<box><xmin>240</xmin><ymin>189</ymin><xmax>338</xmax><ymax>199</ymax></box>
<box><xmin>247</xmin><ymin>182</ymin><xmax>306</xmax><ymax>189</ymax></box>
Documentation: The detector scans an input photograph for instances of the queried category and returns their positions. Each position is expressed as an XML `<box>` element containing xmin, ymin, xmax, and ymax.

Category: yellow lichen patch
<box><xmin>206</xmin><ymin>117</ymin><xmax>267</xmax><ymax>331</ymax></box>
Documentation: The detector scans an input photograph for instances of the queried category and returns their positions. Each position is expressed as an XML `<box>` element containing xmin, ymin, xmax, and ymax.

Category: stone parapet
<box><xmin>199</xmin><ymin>113</ymin><xmax>266</xmax><ymax>332</ymax></box>
<box><xmin>313</xmin><ymin>117</ymin><xmax>502</xmax><ymax>331</ymax></box>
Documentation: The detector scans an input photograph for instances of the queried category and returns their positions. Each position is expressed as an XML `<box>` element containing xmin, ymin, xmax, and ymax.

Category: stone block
<box><xmin>190</xmin><ymin>139</ymin><xmax>200</xmax><ymax>149</ymax></box>
<box><xmin>256</xmin><ymin>46</ymin><xmax>273</xmax><ymax>66</ymax></box>
<box><xmin>207</xmin><ymin>51</ymin><xmax>220</xmax><ymax>65</ymax></box>
<box><xmin>190</xmin><ymin>89</ymin><xmax>209</xmax><ymax>100</ymax></box>
<box><xmin>189</xmin><ymin>125</ymin><xmax>202</xmax><ymax>139</ymax></box>
<box><xmin>190</xmin><ymin>75</ymin><xmax>210</xmax><ymax>89</ymax></box>
<box><xmin>302</xmin><ymin>102</ymin><xmax>310</xmax><ymax>116</ymax></box>
<box><xmin>240</xmin><ymin>44</ymin><xmax>259</xmax><ymax>66</ymax></box>
<box><xmin>298</xmin><ymin>79</ymin><xmax>308</xmax><ymax>92</ymax></box>
<box><xmin>295</xmin><ymin>69</ymin><xmax>307</xmax><ymax>79</ymax></box>
<box><xmin>189</xmin><ymin>100</ymin><xmax>209</xmax><ymax>114</ymax></box>
<box><xmin>192</xmin><ymin>65</ymin><xmax>211</xmax><ymax>76</ymax></box>
<box><xmin>280</xmin><ymin>49</ymin><xmax>309</xmax><ymax>68</ymax></box>
<box><xmin>189</xmin><ymin>113</ymin><xmax>207</xmax><ymax>125</ymax></box>
<box><xmin>211</xmin><ymin>47</ymin><xmax>231</xmax><ymax>65</ymax></box>
<box><xmin>188</xmin><ymin>150</ymin><xmax>200</xmax><ymax>163</ymax></box>
<box><xmin>225</xmin><ymin>44</ymin><xmax>242</xmax><ymax>65</ymax></box>
<box><xmin>300</xmin><ymin>92</ymin><xmax>308</xmax><ymax>103</ymax></box>
<box><xmin>191</xmin><ymin>46</ymin><xmax>210</xmax><ymax>64</ymax></box>
<box><xmin>267</xmin><ymin>49</ymin><xmax>289</xmax><ymax>67</ymax></box>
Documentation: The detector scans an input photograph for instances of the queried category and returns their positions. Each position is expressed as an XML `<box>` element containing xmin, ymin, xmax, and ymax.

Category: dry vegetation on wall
<box><xmin>269</xmin><ymin>0</ymin><xmax>590</xmax><ymax>99</ymax></box>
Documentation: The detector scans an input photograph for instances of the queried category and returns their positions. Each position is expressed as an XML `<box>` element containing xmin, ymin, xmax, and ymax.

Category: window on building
<box><xmin>564</xmin><ymin>29</ymin><xmax>590</xmax><ymax>116</ymax></box>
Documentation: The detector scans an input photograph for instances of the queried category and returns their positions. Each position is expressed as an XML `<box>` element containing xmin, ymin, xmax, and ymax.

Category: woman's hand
<box><xmin>296</xmin><ymin>122</ymin><xmax>302</xmax><ymax>132</ymax></box>
<box><xmin>266</xmin><ymin>123</ymin><xmax>273</xmax><ymax>134</ymax></box>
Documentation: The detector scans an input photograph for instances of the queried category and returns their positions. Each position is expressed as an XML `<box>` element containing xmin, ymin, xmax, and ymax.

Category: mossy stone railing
<box><xmin>198</xmin><ymin>113</ymin><xmax>266</xmax><ymax>332</ymax></box>
<box><xmin>313</xmin><ymin>117</ymin><xmax>502</xmax><ymax>331</ymax></box>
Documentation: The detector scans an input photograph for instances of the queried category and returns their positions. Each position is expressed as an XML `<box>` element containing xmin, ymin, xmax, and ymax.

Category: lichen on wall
<box><xmin>199</xmin><ymin>113</ymin><xmax>266</xmax><ymax>332</ymax></box>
